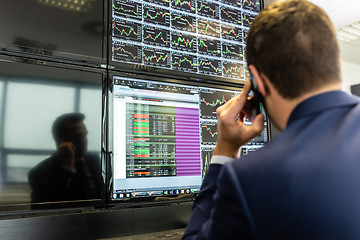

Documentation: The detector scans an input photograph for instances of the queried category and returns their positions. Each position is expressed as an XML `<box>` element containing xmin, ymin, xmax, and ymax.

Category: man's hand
<box><xmin>213</xmin><ymin>80</ymin><xmax>265</xmax><ymax>158</ymax></box>
<box><xmin>57</xmin><ymin>141</ymin><xmax>76</xmax><ymax>169</ymax></box>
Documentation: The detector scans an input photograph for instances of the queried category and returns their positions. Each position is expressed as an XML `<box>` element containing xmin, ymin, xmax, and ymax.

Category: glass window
<box><xmin>79</xmin><ymin>87</ymin><xmax>102</xmax><ymax>152</ymax></box>
<box><xmin>0</xmin><ymin>80</ymin><xmax>3</xmax><ymax>133</ymax></box>
<box><xmin>4</xmin><ymin>81</ymin><xmax>75</xmax><ymax>150</ymax></box>
<box><xmin>7</xmin><ymin>154</ymin><xmax>48</xmax><ymax>183</ymax></box>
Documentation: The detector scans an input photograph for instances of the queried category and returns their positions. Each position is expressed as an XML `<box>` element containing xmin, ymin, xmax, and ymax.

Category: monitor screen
<box><xmin>0</xmin><ymin>0</ymin><xmax>104</xmax><ymax>64</ymax></box>
<box><xmin>111</xmin><ymin>0</ymin><xmax>261</xmax><ymax>80</ymax></box>
<box><xmin>111</xmin><ymin>75</ymin><xmax>268</xmax><ymax>200</ymax></box>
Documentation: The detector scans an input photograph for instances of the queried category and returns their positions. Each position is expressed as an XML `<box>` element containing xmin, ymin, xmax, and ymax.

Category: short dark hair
<box><xmin>246</xmin><ymin>0</ymin><xmax>340</xmax><ymax>99</ymax></box>
<box><xmin>52</xmin><ymin>113</ymin><xmax>85</xmax><ymax>144</ymax></box>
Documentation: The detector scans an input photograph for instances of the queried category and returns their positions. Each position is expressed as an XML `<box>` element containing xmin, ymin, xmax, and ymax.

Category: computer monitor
<box><xmin>110</xmin><ymin>75</ymin><xmax>268</xmax><ymax>201</ymax></box>
<box><xmin>110</xmin><ymin>0</ymin><xmax>262</xmax><ymax>82</ymax></box>
<box><xmin>0</xmin><ymin>0</ymin><xmax>105</xmax><ymax>66</ymax></box>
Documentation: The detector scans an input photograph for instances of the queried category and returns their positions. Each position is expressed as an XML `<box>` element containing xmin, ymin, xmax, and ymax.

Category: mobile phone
<box><xmin>248</xmin><ymin>70</ymin><xmax>264</xmax><ymax>118</ymax></box>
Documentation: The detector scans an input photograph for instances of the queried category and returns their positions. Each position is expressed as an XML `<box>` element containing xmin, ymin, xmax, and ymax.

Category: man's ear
<box><xmin>248</xmin><ymin>64</ymin><xmax>266</xmax><ymax>97</ymax></box>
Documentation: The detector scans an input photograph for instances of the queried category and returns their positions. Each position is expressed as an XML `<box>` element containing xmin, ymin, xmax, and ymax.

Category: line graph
<box><xmin>198</xmin><ymin>19</ymin><xmax>220</xmax><ymax>37</ymax></box>
<box><xmin>198</xmin><ymin>38</ymin><xmax>221</xmax><ymax>57</ymax></box>
<box><xmin>144</xmin><ymin>0</ymin><xmax>170</xmax><ymax>7</ymax></box>
<box><xmin>200</xmin><ymin>89</ymin><xmax>237</xmax><ymax>119</ymax></box>
<box><xmin>243</xmin><ymin>29</ymin><xmax>248</xmax><ymax>43</ymax></box>
<box><xmin>220</xmin><ymin>6</ymin><xmax>242</xmax><ymax>25</ymax></box>
<box><xmin>201</xmin><ymin>147</ymin><xmax>214</xmax><ymax>178</ymax></box>
<box><xmin>221</xmin><ymin>0</ymin><xmax>241</xmax><ymax>7</ymax></box>
<box><xmin>110</xmin><ymin>0</ymin><xmax>260</xmax><ymax>80</ymax></box>
<box><xmin>222</xmin><ymin>42</ymin><xmax>243</xmax><ymax>60</ymax></box>
<box><xmin>113</xmin><ymin>42</ymin><xmax>142</xmax><ymax>63</ymax></box>
<box><xmin>171</xmin><ymin>13</ymin><xmax>196</xmax><ymax>33</ymax></box>
<box><xmin>221</xmin><ymin>25</ymin><xmax>242</xmax><ymax>41</ymax></box>
<box><xmin>144</xmin><ymin>26</ymin><xmax>170</xmax><ymax>47</ymax></box>
<box><xmin>172</xmin><ymin>53</ymin><xmax>197</xmax><ymax>72</ymax></box>
<box><xmin>243</xmin><ymin>0</ymin><xmax>261</xmax><ymax>12</ymax></box>
<box><xmin>202</xmin><ymin>154</ymin><xmax>209</xmax><ymax>178</ymax></box>
<box><xmin>201</xmin><ymin>95</ymin><xmax>226</xmax><ymax>107</ymax></box>
<box><xmin>171</xmin><ymin>32</ymin><xmax>197</xmax><ymax>51</ymax></box>
<box><xmin>113</xmin><ymin>0</ymin><xmax>142</xmax><ymax>18</ymax></box>
<box><xmin>143</xmin><ymin>48</ymin><xmax>171</xmax><ymax>67</ymax></box>
<box><xmin>171</xmin><ymin>0</ymin><xmax>196</xmax><ymax>13</ymax></box>
<box><xmin>242</xmin><ymin>12</ymin><xmax>256</xmax><ymax>28</ymax></box>
<box><xmin>144</xmin><ymin>5</ymin><xmax>170</xmax><ymax>26</ymax></box>
<box><xmin>198</xmin><ymin>58</ymin><xmax>222</xmax><ymax>76</ymax></box>
<box><xmin>222</xmin><ymin>62</ymin><xmax>244</xmax><ymax>78</ymax></box>
<box><xmin>113</xmin><ymin>20</ymin><xmax>142</xmax><ymax>42</ymax></box>
<box><xmin>197</xmin><ymin>0</ymin><xmax>219</xmax><ymax>19</ymax></box>
<box><xmin>201</xmin><ymin>122</ymin><xmax>218</xmax><ymax>144</ymax></box>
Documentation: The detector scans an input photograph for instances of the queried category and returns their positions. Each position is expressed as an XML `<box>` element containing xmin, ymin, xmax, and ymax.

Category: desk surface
<box><xmin>101</xmin><ymin>228</ymin><xmax>185</xmax><ymax>240</ymax></box>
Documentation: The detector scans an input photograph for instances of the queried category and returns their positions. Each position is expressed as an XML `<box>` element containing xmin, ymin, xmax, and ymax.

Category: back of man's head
<box><xmin>246</xmin><ymin>0</ymin><xmax>340</xmax><ymax>99</ymax></box>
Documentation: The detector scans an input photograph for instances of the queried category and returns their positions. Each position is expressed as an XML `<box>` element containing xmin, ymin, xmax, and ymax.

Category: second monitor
<box><xmin>111</xmin><ymin>76</ymin><xmax>268</xmax><ymax>201</ymax></box>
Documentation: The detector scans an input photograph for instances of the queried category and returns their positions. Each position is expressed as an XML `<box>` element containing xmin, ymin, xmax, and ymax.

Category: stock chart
<box><xmin>201</xmin><ymin>147</ymin><xmax>213</xmax><ymax>178</ymax></box>
<box><xmin>112</xmin><ymin>0</ymin><xmax>260</xmax><ymax>79</ymax></box>
<box><xmin>199</xmin><ymin>88</ymin><xmax>238</xmax><ymax>119</ymax></box>
<box><xmin>201</xmin><ymin>122</ymin><xmax>218</xmax><ymax>144</ymax></box>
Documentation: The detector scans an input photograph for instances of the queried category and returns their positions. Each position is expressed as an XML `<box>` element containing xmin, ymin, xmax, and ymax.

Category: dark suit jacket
<box><xmin>183</xmin><ymin>91</ymin><xmax>360</xmax><ymax>240</ymax></box>
<box><xmin>28</xmin><ymin>152</ymin><xmax>103</xmax><ymax>206</ymax></box>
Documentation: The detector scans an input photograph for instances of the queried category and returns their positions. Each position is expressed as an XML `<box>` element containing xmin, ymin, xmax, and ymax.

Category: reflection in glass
<box><xmin>0</xmin><ymin>63</ymin><xmax>103</xmax><ymax>210</ymax></box>
<box><xmin>80</xmin><ymin>88</ymin><xmax>102</xmax><ymax>152</ymax></box>
<box><xmin>4</xmin><ymin>82</ymin><xmax>75</xmax><ymax>149</ymax></box>
<box><xmin>28</xmin><ymin>113</ymin><xmax>102</xmax><ymax>207</ymax></box>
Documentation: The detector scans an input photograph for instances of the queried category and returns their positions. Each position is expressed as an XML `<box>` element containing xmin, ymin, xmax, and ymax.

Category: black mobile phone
<box><xmin>249</xmin><ymin>71</ymin><xmax>264</xmax><ymax>118</ymax></box>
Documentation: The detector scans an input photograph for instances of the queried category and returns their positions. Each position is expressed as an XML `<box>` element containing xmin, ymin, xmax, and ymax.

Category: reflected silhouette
<box><xmin>28</xmin><ymin>113</ymin><xmax>102</xmax><ymax>207</ymax></box>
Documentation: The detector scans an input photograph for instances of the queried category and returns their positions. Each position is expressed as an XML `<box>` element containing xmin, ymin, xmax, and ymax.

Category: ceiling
<box><xmin>264</xmin><ymin>0</ymin><xmax>360</xmax><ymax>65</ymax></box>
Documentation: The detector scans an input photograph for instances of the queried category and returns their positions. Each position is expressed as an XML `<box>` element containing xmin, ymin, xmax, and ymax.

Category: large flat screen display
<box><xmin>111</xmin><ymin>75</ymin><xmax>268</xmax><ymax>200</ymax></box>
<box><xmin>0</xmin><ymin>0</ymin><xmax>104</xmax><ymax>64</ymax></box>
<box><xmin>111</xmin><ymin>0</ymin><xmax>261</xmax><ymax>80</ymax></box>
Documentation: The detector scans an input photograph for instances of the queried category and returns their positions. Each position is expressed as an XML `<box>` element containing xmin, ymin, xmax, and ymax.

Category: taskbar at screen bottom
<box><xmin>112</xmin><ymin>188</ymin><xmax>201</xmax><ymax>200</ymax></box>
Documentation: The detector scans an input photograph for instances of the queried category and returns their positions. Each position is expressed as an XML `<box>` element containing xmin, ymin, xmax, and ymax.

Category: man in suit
<box><xmin>28</xmin><ymin>113</ymin><xmax>102</xmax><ymax>208</ymax></box>
<box><xmin>183</xmin><ymin>0</ymin><xmax>360</xmax><ymax>239</ymax></box>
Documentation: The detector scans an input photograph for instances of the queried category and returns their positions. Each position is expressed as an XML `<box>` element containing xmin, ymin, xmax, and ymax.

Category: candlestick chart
<box><xmin>113</xmin><ymin>20</ymin><xmax>142</xmax><ymax>42</ymax></box>
<box><xmin>220</xmin><ymin>6</ymin><xmax>242</xmax><ymax>25</ymax></box>
<box><xmin>143</xmin><ymin>26</ymin><xmax>170</xmax><ymax>47</ymax></box>
<box><xmin>242</xmin><ymin>12</ymin><xmax>256</xmax><ymax>28</ymax></box>
<box><xmin>222</xmin><ymin>61</ymin><xmax>244</xmax><ymax>78</ymax></box>
<box><xmin>143</xmin><ymin>48</ymin><xmax>171</xmax><ymax>67</ymax></box>
<box><xmin>111</xmin><ymin>0</ymin><xmax>260</xmax><ymax>79</ymax></box>
<box><xmin>171</xmin><ymin>32</ymin><xmax>197</xmax><ymax>52</ymax></box>
<box><xmin>222</xmin><ymin>42</ymin><xmax>243</xmax><ymax>60</ymax></box>
<box><xmin>201</xmin><ymin>147</ymin><xmax>213</xmax><ymax>178</ymax></box>
<box><xmin>113</xmin><ymin>0</ymin><xmax>142</xmax><ymax>18</ymax></box>
<box><xmin>198</xmin><ymin>57</ymin><xmax>222</xmax><ymax>76</ymax></box>
<box><xmin>242</xmin><ymin>0</ymin><xmax>261</xmax><ymax>12</ymax></box>
<box><xmin>221</xmin><ymin>25</ymin><xmax>242</xmax><ymax>41</ymax></box>
<box><xmin>198</xmin><ymin>38</ymin><xmax>221</xmax><ymax>57</ymax></box>
<box><xmin>200</xmin><ymin>89</ymin><xmax>238</xmax><ymax>119</ymax></box>
<box><xmin>197</xmin><ymin>0</ymin><xmax>219</xmax><ymax>19</ymax></box>
<box><xmin>113</xmin><ymin>41</ymin><xmax>142</xmax><ymax>63</ymax></box>
<box><xmin>201</xmin><ymin>122</ymin><xmax>218</xmax><ymax>144</ymax></box>
<box><xmin>172</xmin><ymin>53</ymin><xmax>198</xmax><ymax>72</ymax></box>
<box><xmin>171</xmin><ymin>0</ymin><xmax>196</xmax><ymax>13</ymax></box>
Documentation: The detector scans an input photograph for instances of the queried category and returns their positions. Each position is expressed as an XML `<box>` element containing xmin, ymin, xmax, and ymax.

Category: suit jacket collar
<box><xmin>287</xmin><ymin>91</ymin><xmax>360</xmax><ymax>127</ymax></box>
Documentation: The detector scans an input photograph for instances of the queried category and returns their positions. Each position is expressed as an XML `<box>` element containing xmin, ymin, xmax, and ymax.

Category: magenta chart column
<box><xmin>175</xmin><ymin>107</ymin><xmax>201</xmax><ymax>176</ymax></box>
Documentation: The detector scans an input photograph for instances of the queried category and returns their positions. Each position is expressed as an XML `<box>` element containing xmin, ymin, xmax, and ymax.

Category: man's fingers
<box><xmin>251</xmin><ymin>113</ymin><xmax>265</xmax><ymax>136</ymax></box>
<box><xmin>216</xmin><ymin>80</ymin><xmax>252</xmax><ymax>118</ymax></box>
